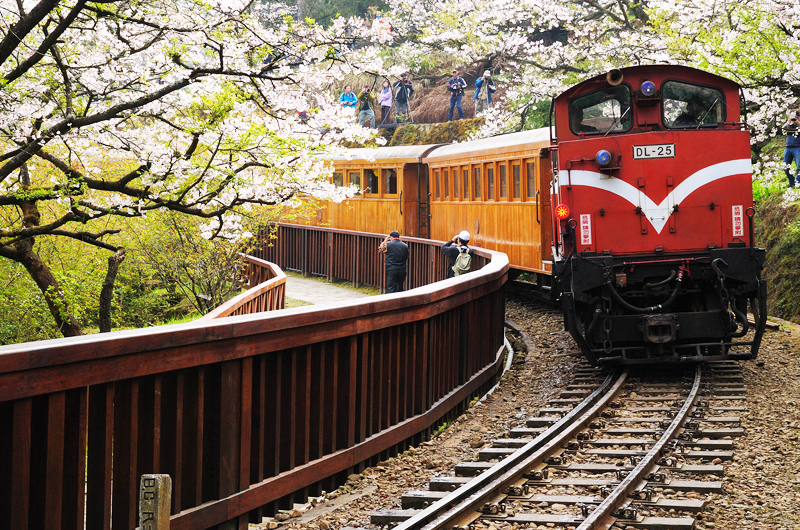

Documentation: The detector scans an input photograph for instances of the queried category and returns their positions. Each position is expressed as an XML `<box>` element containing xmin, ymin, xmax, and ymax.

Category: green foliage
<box><xmin>755</xmin><ymin>190</ymin><xmax>800</xmax><ymax>323</ymax></box>
<box><xmin>388</xmin><ymin>119</ymin><xmax>484</xmax><ymax>146</ymax></box>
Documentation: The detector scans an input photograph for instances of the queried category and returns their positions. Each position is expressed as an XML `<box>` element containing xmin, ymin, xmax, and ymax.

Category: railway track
<box><xmin>370</xmin><ymin>361</ymin><xmax>745</xmax><ymax>529</ymax></box>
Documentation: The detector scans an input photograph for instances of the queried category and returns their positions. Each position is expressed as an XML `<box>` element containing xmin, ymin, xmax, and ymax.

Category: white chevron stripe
<box><xmin>557</xmin><ymin>159</ymin><xmax>752</xmax><ymax>234</ymax></box>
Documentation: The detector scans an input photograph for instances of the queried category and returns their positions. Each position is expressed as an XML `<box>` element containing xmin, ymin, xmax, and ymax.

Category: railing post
<box><xmin>139</xmin><ymin>474</ymin><xmax>171</xmax><ymax>530</ymax></box>
<box><xmin>327</xmin><ymin>232</ymin><xmax>334</xmax><ymax>282</ymax></box>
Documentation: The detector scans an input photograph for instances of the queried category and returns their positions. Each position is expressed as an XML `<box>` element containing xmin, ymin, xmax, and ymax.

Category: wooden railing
<box><xmin>252</xmin><ymin>223</ymin><xmax>490</xmax><ymax>292</ymax></box>
<box><xmin>201</xmin><ymin>255</ymin><xmax>286</xmax><ymax>320</ymax></box>
<box><xmin>0</xmin><ymin>225</ymin><xmax>508</xmax><ymax>530</ymax></box>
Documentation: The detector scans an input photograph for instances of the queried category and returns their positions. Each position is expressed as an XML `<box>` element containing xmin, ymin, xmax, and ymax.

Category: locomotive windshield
<box><xmin>663</xmin><ymin>81</ymin><xmax>725</xmax><ymax>128</ymax></box>
<box><xmin>569</xmin><ymin>85</ymin><xmax>632</xmax><ymax>135</ymax></box>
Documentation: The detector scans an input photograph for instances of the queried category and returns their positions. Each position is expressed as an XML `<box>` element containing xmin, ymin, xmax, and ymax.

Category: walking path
<box><xmin>285</xmin><ymin>275</ymin><xmax>370</xmax><ymax>305</ymax></box>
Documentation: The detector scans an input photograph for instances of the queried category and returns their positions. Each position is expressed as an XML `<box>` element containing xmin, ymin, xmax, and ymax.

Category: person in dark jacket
<box><xmin>379</xmin><ymin>230</ymin><xmax>409</xmax><ymax>293</ymax></box>
<box><xmin>447</xmin><ymin>69</ymin><xmax>467</xmax><ymax>121</ymax></box>
<box><xmin>785</xmin><ymin>110</ymin><xmax>800</xmax><ymax>188</ymax></box>
<box><xmin>393</xmin><ymin>74</ymin><xmax>414</xmax><ymax>121</ymax></box>
<box><xmin>441</xmin><ymin>230</ymin><xmax>474</xmax><ymax>279</ymax></box>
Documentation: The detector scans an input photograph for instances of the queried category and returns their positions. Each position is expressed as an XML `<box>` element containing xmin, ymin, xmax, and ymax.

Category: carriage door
<box><xmin>537</xmin><ymin>150</ymin><xmax>554</xmax><ymax>264</ymax></box>
<box><xmin>416</xmin><ymin>163</ymin><xmax>431</xmax><ymax>238</ymax></box>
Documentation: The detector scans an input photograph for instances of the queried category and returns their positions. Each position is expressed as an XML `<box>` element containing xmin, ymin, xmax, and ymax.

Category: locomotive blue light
<box><xmin>640</xmin><ymin>80</ymin><xmax>656</xmax><ymax>96</ymax></box>
<box><xmin>595</xmin><ymin>149</ymin><xmax>612</xmax><ymax>166</ymax></box>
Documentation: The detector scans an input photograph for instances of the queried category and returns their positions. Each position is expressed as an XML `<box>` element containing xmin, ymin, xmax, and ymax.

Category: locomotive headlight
<box><xmin>595</xmin><ymin>149</ymin><xmax>613</xmax><ymax>166</ymax></box>
<box><xmin>640</xmin><ymin>80</ymin><xmax>656</xmax><ymax>97</ymax></box>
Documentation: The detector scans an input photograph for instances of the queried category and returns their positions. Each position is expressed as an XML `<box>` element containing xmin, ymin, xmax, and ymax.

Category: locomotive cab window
<box><xmin>453</xmin><ymin>167</ymin><xmax>459</xmax><ymax>199</ymax></box>
<box><xmin>499</xmin><ymin>163</ymin><xmax>507</xmax><ymax>199</ymax></box>
<box><xmin>462</xmin><ymin>168</ymin><xmax>469</xmax><ymax>200</ymax></box>
<box><xmin>569</xmin><ymin>85</ymin><xmax>632</xmax><ymax>135</ymax></box>
<box><xmin>333</xmin><ymin>172</ymin><xmax>344</xmax><ymax>187</ymax></box>
<box><xmin>443</xmin><ymin>169</ymin><xmax>450</xmax><ymax>199</ymax></box>
<box><xmin>472</xmin><ymin>166</ymin><xmax>481</xmax><ymax>199</ymax></box>
<box><xmin>383</xmin><ymin>169</ymin><xmax>397</xmax><ymax>195</ymax></box>
<box><xmin>662</xmin><ymin>81</ymin><xmax>725</xmax><ymax>128</ymax></box>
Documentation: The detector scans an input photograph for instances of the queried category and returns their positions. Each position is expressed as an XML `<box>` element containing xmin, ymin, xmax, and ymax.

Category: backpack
<box><xmin>452</xmin><ymin>247</ymin><xmax>471</xmax><ymax>276</ymax></box>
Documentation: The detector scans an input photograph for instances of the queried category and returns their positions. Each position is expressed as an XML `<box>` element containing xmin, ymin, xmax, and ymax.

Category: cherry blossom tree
<box><xmin>387</xmin><ymin>0</ymin><xmax>799</xmax><ymax>171</ymax></box>
<box><xmin>0</xmin><ymin>0</ymin><xmax>387</xmax><ymax>337</ymax></box>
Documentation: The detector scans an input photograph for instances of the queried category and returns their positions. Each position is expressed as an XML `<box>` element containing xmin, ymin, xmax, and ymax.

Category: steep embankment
<box><xmin>756</xmin><ymin>192</ymin><xmax>800</xmax><ymax>323</ymax></box>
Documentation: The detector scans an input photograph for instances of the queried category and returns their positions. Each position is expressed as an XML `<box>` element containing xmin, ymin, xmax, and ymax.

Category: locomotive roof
<box><xmin>328</xmin><ymin>144</ymin><xmax>441</xmax><ymax>163</ymax></box>
<box><xmin>423</xmin><ymin>128</ymin><xmax>551</xmax><ymax>162</ymax></box>
<box><xmin>554</xmin><ymin>64</ymin><xmax>741</xmax><ymax>103</ymax></box>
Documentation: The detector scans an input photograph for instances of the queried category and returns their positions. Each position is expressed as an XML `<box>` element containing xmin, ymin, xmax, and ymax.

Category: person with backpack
<box><xmin>441</xmin><ymin>230</ymin><xmax>474</xmax><ymax>278</ymax></box>
<box><xmin>447</xmin><ymin>69</ymin><xmax>467</xmax><ymax>121</ymax></box>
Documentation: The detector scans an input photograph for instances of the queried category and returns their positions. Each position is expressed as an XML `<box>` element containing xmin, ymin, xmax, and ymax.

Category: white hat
<box><xmin>458</xmin><ymin>230</ymin><xmax>471</xmax><ymax>242</ymax></box>
<box><xmin>483</xmin><ymin>70</ymin><xmax>491</xmax><ymax>76</ymax></box>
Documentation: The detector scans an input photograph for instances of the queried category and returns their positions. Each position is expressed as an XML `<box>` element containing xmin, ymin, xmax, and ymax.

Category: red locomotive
<box><xmin>315</xmin><ymin>65</ymin><xmax>766</xmax><ymax>365</ymax></box>
<box><xmin>551</xmin><ymin>65</ymin><xmax>766</xmax><ymax>364</ymax></box>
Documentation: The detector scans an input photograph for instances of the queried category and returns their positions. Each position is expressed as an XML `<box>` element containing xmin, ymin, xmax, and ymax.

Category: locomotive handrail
<box><xmin>0</xmin><ymin>225</ymin><xmax>509</xmax><ymax>530</ymax></box>
<box><xmin>200</xmin><ymin>254</ymin><xmax>286</xmax><ymax>320</ymax></box>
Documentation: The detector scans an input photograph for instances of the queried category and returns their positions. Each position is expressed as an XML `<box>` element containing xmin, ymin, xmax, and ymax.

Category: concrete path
<box><xmin>285</xmin><ymin>276</ymin><xmax>370</xmax><ymax>305</ymax></box>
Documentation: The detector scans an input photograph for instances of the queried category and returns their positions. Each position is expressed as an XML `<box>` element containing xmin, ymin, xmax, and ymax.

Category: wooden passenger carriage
<box><xmin>317</xmin><ymin>129</ymin><xmax>555</xmax><ymax>275</ymax></box>
<box><xmin>424</xmin><ymin>129</ymin><xmax>553</xmax><ymax>273</ymax></box>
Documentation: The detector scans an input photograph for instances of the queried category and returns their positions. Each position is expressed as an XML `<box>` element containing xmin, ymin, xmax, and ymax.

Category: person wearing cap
<box><xmin>473</xmin><ymin>70</ymin><xmax>497</xmax><ymax>114</ymax></box>
<box><xmin>393</xmin><ymin>74</ymin><xmax>414</xmax><ymax>122</ymax></box>
<box><xmin>379</xmin><ymin>230</ymin><xmax>409</xmax><ymax>293</ymax></box>
<box><xmin>447</xmin><ymin>69</ymin><xmax>467</xmax><ymax>121</ymax></box>
<box><xmin>441</xmin><ymin>231</ymin><xmax>474</xmax><ymax>279</ymax></box>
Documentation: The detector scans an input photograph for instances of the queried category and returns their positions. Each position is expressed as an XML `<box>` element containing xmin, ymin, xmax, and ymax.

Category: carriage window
<box><xmin>473</xmin><ymin>167</ymin><xmax>481</xmax><ymax>199</ymax></box>
<box><xmin>512</xmin><ymin>164</ymin><xmax>520</xmax><ymax>199</ymax></box>
<box><xmin>349</xmin><ymin>171</ymin><xmax>361</xmax><ymax>194</ymax></box>
<box><xmin>463</xmin><ymin>168</ymin><xmax>469</xmax><ymax>200</ymax></box>
<box><xmin>569</xmin><ymin>85</ymin><xmax>632</xmax><ymax>135</ymax></box>
<box><xmin>487</xmin><ymin>166</ymin><xmax>495</xmax><ymax>200</ymax></box>
<box><xmin>499</xmin><ymin>164</ymin><xmax>507</xmax><ymax>199</ymax></box>
<box><xmin>663</xmin><ymin>81</ymin><xmax>725</xmax><ymax>128</ymax></box>
<box><xmin>526</xmin><ymin>162</ymin><xmax>536</xmax><ymax>200</ymax></box>
<box><xmin>383</xmin><ymin>169</ymin><xmax>397</xmax><ymax>195</ymax></box>
<box><xmin>443</xmin><ymin>170</ymin><xmax>449</xmax><ymax>199</ymax></box>
<box><xmin>333</xmin><ymin>172</ymin><xmax>344</xmax><ymax>187</ymax></box>
<box><xmin>434</xmin><ymin>169</ymin><xmax>440</xmax><ymax>199</ymax></box>
<box><xmin>365</xmin><ymin>169</ymin><xmax>379</xmax><ymax>195</ymax></box>
<box><xmin>453</xmin><ymin>168</ymin><xmax>459</xmax><ymax>199</ymax></box>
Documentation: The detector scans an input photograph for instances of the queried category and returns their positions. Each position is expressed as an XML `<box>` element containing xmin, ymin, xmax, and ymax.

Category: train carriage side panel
<box><xmin>422</xmin><ymin>129</ymin><xmax>553</xmax><ymax>274</ymax></box>
<box><xmin>314</xmin><ymin>145</ymin><xmax>440</xmax><ymax>237</ymax></box>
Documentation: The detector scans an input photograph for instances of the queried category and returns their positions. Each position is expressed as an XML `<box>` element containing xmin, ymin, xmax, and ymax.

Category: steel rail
<box><xmin>393</xmin><ymin>369</ymin><xmax>629</xmax><ymax>530</ymax></box>
<box><xmin>577</xmin><ymin>364</ymin><xmax>702</xmax><ymax>530</ymax></box>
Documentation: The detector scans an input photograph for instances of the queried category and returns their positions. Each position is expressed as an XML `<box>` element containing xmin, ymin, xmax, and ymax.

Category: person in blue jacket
<box><xmin>473</xmin><ymin>70</ymin><xmax>497</xmax><ymax>114</ymax></box>
<box><xmin>785</xmin><ymin>110</ymin><xmax>800</xmax><ymax>188</ymax></box>
<box><xmin>339</xmin><ymin>85</ymin><xmax>357</xmax><ymax>115</ymax></box>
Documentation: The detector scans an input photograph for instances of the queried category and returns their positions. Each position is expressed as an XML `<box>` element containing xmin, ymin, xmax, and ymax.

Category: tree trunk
<box><xmin>296</xmin><ymin>0</ymin><xmax>306</xmax><ymax>20</ymax></box>
<box><xmin>99</xmin><ymin>248</ymin><xmax>126</xmax><ymax>333</ymax></box>
<box><xmin>0</xmin><ymin>239</ymin><xmax>83</xmax><ymax>337</ymax></box>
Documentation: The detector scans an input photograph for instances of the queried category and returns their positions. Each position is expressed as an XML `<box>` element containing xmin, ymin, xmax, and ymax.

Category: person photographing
<box><xmin>473</xmin><ymin>70</ymin><xmax>497</xmax><ymax>114</ymax></box>
<box><xmin>441</xmin><ymin>231</ymin><xmax>474</xmax><ymax>278</ymax></box>
<box><xmin>357</xmin><ymin>84</ymin><xmax>376</xmax><ymax>128</ymax></box>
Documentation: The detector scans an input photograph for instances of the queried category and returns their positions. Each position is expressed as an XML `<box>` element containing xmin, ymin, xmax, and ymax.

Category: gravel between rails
<box><xmin>251</xmin><ymin>300</ymin><xmax>800</xmax><ymax>530</ymax></box>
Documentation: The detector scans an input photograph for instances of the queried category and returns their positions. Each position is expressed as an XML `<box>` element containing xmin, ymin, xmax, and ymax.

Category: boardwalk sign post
<box><xmin>139</xmin><ymin>474</ymin><xmax>172</xmax><ymax>530</ymax></box>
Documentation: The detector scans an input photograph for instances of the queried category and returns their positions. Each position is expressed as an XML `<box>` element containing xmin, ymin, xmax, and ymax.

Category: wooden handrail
<box><xmin>0</xmin><ymin>225</ymin><xmax>509</xmax><ymax>530</ymax></box>
<box><xmin>201</xmin><ymin>255</ymin><xmax>286</xmax><ymax>320</ymax></box>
